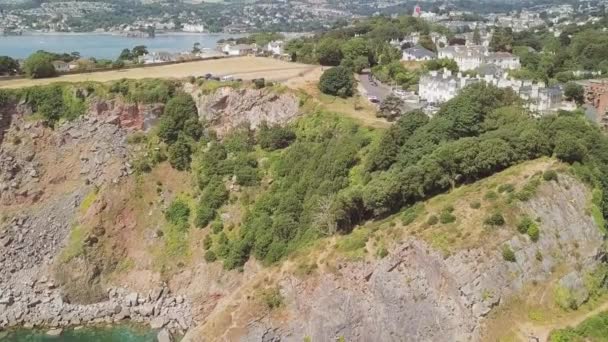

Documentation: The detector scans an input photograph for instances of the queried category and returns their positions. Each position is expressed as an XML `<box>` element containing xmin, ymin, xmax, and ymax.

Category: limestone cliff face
<box><xmin>185</xmin><ymin>175</ymin><xmax>605</xmax><ymax>342</ymax></box>
<box><xmin>185</xmin><ymin>84</ymin><xmax>301</xmax><ymax>137</ymax></box>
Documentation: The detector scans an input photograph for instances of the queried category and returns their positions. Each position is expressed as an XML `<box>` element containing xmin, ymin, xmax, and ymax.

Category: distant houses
<box><xmin>419</xmin><ymin>69</ymin><xmax>565</xmax><ymax>114</ymax></box>
<box><xmin>438</xmin><ymin>45</ymin><xmax>520</xmax><ymax>71</ymax></box>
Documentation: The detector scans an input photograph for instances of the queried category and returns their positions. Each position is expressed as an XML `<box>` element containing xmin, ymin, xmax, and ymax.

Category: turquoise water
<box><xmin>0</xmin><ymin>33</ymin><xmax>242</xmax><ymax>59</ymax></box>
<box><xmin>0</xmin><ymin>326</ymin><xmax>158</xmax><ymax>342</ymax></box>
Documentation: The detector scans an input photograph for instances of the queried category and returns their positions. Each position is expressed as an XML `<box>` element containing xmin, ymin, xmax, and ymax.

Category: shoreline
<box><xmin>1</xmin><ymin>31</ymin><xmax>243</xmax><ymax>37</ymax></box>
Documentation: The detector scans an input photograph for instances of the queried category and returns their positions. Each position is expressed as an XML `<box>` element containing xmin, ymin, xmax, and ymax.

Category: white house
<box><xmin>401</xmin><ymin>46</ymin><xmax>436</xmax><ymax>61</ymax></box>
<box><xmin>182</xmin><ymin>24</ymin><xmax>205</xmax><ymax>33</ymax></box>
<box><xmin>139</xmin><ymin>52</ymin><xmax>175</xmax><ymax>64</ymax></box>
<box><xmin>266</xmin><ymin>41</ymin><xmax>284</xmax><ymax>56</ymax></box>
<box><xmin>52</xmin><ymin>60</ymin><xmax>70</xmax><ymax>72</ymax></box>
<box><xmin>485</xmin><ymin>52</ymin><xmax>520</xmax><ymax>70</ymax></box>
<box><xmin>222</xmin><ymin>43</ymin><xmax>256</xmax><ymax>56</ymax></box>
<box><xmin>419</xmin><ymin>68</ymin><xmax>562</xmax><ymax>113</ymax></box>
<box><xmin>419</xmin><ymin>70</ymin><xmax>480</xmax><ymax>103</ymax></box>
<box><xmin>438</xmin><ymin>45</ymin><xmax>520</xmax><ymax>71</ymax></box>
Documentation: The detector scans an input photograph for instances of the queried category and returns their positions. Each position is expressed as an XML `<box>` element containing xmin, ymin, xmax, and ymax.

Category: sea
<box><xmin>0</xmin><ymin>325</ymin><xmax>162</xmax><ymax>342</ymax></box>
<box><xmin>0</xmin><ymin>32</ymin><xmax>243</xmax><ymax>60</ymax></box>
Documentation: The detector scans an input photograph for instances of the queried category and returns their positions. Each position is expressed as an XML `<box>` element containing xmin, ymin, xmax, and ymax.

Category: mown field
<box><xmin>0</xmin><ymin>57</ymin><xmax>318</xmax><ymax>89</ymax></box>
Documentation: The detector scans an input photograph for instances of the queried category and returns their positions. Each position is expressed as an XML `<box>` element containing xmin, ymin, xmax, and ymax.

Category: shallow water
<box><xmin>0</xmin><ymin>325</ymin><xmax>158</xmax><ymax>342</ymax></box>
<box><xmin>0</xmin><ymin>33</ymin><xmax>242</xmax><ymax>59</ymax></box>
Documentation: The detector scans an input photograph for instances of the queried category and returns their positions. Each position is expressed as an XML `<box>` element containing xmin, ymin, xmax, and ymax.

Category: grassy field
<box><xmin>0</xmin><ymin>57</ymin><xmax>318</xmax><ymax>89</ymax></box>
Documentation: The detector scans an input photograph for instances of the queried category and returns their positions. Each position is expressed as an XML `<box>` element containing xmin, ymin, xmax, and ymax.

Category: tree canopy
<box><xmin>318</xmin><ymin>66</ymin><xmax>355</xmax><ymax>97</ymax></box>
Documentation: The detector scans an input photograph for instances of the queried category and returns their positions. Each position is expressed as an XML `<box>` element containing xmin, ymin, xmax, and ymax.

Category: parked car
<box><xmin>368</xmin><ymin>96</ymin><xmax>380</xmax><ymax>103</ymax></box>
<box><xmin>221</xmin><ymin>75</ymin><xmax>234</xmax><ymax>81</ymax></box>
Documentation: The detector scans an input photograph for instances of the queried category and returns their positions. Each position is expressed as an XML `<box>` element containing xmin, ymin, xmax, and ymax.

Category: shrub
<box><xmin>318</xmin><ymin>66</ymin><xmax>355</xmax><ymax>97</ymax></box>
<box><xmin>211</xmin><ymin>220</ymin><xmax>224</xmax><ymax>234</ymax></box>
<box><xmin>401</xmin><ymin>203</ymin><xmax>423</xmax><ymax>226</ymax></box>
<box><xmin>427</xmin><ymin>215</ymin><xmax>438</xmax><ymax>225</ymax></box>
<box><xmin>165</xmin><ymin>199</ymin><xmax>190</xmax><ymax>228</ymax></box>
<box><xmin>543</xmin><ymin>170</ymin><xmax>558</xmax><ymax>182</ymax></box>
<box><xmin>514</xmin><ymin>178</ymin><xmax>541</xmax><ymax>201</ymax></box>
<box><xmin>23</xmin><ymin>84</ymin><xmax>85</xmax><ymax>125</ymax></box>
<box><xmin>535</xmin><ymin>250</ymin><xmax>543</xmax><ymax>261</ymax></box>
<box><xmin>497</xmin><ymin>183</ymin><xmax>515</xmax><ymax>193</ymax></box>
<box><xmin>484</xmin><ymin>212</ymin><xmax>505</xmax><ymax>226</ymax></box>
<box><xmin>439</xmin><ymin>211</ymin><xmax>456</xmax><ymax>224</ymax></box>
<box><xmin>484</xmin><ymin>190</ymin><xmax>498</xmax><ymax>201</ymax></box>
<box><xmin>470</xmin><ymin>201</ymin><xmax>481</xmax><ymax>209</ymax></box>
<box><xmin>203</xmin><ymin>235</ymin><xmax>212</xmax><ymax>250</ymax></box>
<box><xmin>502</xmin><ymin>246</ymin><xmax>516</xmax><ymax>262</ymax></box>
<box><xmin>195</xmin><ymin>205</ymin><xmax>215</xmax><ymax>228</ymax></box>
<box><xmin>527</xmin><ymin>223</ymin><xmax>540</xmax><ymax>242</ymax></box>
<box><xmin>517</xmin><ymin>215</ymin><xmax>534</xmax><ymax>234</ymax></box>
<box><xmin>257</xmin><ymin>123</ymin><xmax>296</xmax><ymax>151</ymax></box>
<box><xmin>376</xmin><ymin>246</ymin><xmax>389</xmax><ymax>258</ymax></box>
<box><xmin>260</xmin><ymin>287</ymin><xmax>283</xmax><ymax>310</ymax></box>
<box><xmin>253</xmin><ymin>78</ymin><xmax>266</xmax><ymax>89</ymax></box>
<box><xmin>204</xmin><ymin>250</ymin><xmax>217</xmax><ymax>262</ymax></box>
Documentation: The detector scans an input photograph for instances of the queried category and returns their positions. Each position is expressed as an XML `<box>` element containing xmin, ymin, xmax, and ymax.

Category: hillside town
<box><xmin>3</xmin><ymin>0</ymin><xmax>608</xmax><ymax>125</ymax></box>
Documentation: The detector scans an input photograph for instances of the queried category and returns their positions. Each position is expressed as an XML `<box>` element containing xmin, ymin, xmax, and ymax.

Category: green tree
<box><xmin>317</xmin><ymin>38</ymin><xmax>343</xmax><ymax>66</ymax></box>
<box><xmin>490</xmin><ymin>27</ymin><xmax>514</xmax><ymax>52</ymax></box>
<box><xmin>425</xmin><ymin>58</ymin><xmax>459</xmax><ymax>73</ymax></box>
<box><xmin>341</xmin><ymin>37</ymin><xmax>369</xmax><ymax>61</ymax></box>
<box><xmin>192</xmin><ymin>42</ymin><xmax>201</xmax><ymax>54</ymax></box>
<box><xmin>564</xmin><ymin>82</ymin><xmax>585</xmax><ymax>105</ymax></box>
<box><xmin>118</xmin><ymin>48</ymin><xmax>133</xmax><ymax>61</ymax></box>
<box><xmin>168</xmin><ymin>135</ymin><xmax>193</xmax><ymax>171</ymax></box>
<box><xmin>554</xmin><ymin>134</ymin><xmax>587</xmax><ymax>163</ymax></box>
<box><xmin>257</xmin><ymin>123</ymin><xmax>296</xmax><ymax>151</ymax></box>
<box><xmin>418</xmin><ymin>34</ymin><xmax>436</xmax><ymax>52</ymax></box>
<box><xmin>473</xmin><ymin>27</ymin><xmax>482</xmax><ymax>45</ymax></box>
<box><xmin>158</xmin><ymin>93</ymin><xmax>202</xmax><ymax>144</ymax></box>
<box><xmin>0</xmin><ymin>56</ymin><xmax>19</xmax><ymax>75</ymax></box>
<box><xmin>132</xmin><ymin>45</ymin><xmax>148</xmax><ymax>57</ymax></box>
<box><xmin>23</xmin><ymin>52</ymin><xmax>56</xmax><ymax>79</ymax></box>
<box><xmin>318</xmin><ymin>66</ymin><xmax>355</xmax><ymax>97</ymax></box>
<box><xmin>352</xmin><ymin>56</ymin><xmax>370</xmax><ymax>73</ymax></box>
<box><xmin>377</xmin><ymin>95</ymin><xmax>405</xmax><ymax>121</ymax></box>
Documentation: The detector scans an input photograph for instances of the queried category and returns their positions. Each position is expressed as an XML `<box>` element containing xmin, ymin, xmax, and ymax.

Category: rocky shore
<box><xmin>0</xmin><ymin>281</ymin><xmax>192</xmax><ymax>338</ymax></box>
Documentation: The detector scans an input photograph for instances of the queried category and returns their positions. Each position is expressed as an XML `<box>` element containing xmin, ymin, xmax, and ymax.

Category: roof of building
<box><xmin>403</xmin><ymin>45</ymin><xmax>436</xmax><ymax>59</ymax></box>
<box><xmin>476</xmin><ymin>63</ymin><xmax>502</xmax><ymax>76</ymax></box>
<box><xmin>230</xmin><ymin>44</ymin><xmax>255</xmax><ymax>50</ymax></box>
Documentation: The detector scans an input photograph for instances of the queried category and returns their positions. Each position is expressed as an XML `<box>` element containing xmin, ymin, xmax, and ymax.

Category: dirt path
<box><xmin>517</xmin><ymin>300</ymin><xmax>608</xmax><ymax>341</ymax></box>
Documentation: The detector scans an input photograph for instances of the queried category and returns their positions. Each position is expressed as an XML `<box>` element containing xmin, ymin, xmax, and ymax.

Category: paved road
<box><xmin>358</xmin><ymin>72</ymin><xmax>392</xmax><ymax>102</ymax></box>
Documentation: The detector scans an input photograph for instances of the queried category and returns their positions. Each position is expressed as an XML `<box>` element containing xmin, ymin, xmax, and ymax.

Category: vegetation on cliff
<box><xmin>5</xmin><ymin>79</ymin><xmax>608</xmax><ymax>273</ymax></box>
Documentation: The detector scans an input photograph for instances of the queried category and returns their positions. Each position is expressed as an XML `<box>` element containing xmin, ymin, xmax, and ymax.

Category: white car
<box><xmin>221</xmin><ymin>75</ymin><xmax>234</xmax><ymax>81</ymax></box>
<box><xmin>368</xmin><ymin>96</ymin><xmax>379</xmax><ymax>103</ymax></box>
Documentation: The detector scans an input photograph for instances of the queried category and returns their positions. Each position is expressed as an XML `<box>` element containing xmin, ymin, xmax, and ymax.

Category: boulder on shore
<box><xmin>157</xmin><ymin>328</ymin><xmax>174</xmax><ymax>342</ymax></box>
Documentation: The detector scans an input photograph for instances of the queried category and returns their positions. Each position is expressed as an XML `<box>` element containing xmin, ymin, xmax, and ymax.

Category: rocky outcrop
<box><xmin>195</xmin><ymin>175</ymin><xmax>605</xmax><ymax>342</ymax></box>
<box><xmin>0</xmin><ymin>102</ymin><xmax>186</xmax><ymax>334</ymax></box>
<box><xmin>186</xmin><ymin>84</ymin><xmax>300</xmax><ymax>137</ymax></box>
<box><xmin>0</xmin><ymin>282</ymin><xmax>192</xmax><ymax>335</ymax></box>
<box><xmin>88</xmin><ymin>99</ymin><xmax>164</xmax><ymax>131</ymax></box>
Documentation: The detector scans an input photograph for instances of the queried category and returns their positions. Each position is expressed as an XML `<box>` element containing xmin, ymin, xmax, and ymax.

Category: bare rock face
<box><xmin>239</xmin><ymin>176</ymin><xmax>605</xmax><ymax>342</ymax></box>
<box><xmin>88</xmin><ymin>99</ymin><xmax>164</xmax><ymax>131</ymax></box>
<box><xmin>188</xmin><ymin>86</ymin><xmax>300</xmax><ymax>137</ymax></box>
